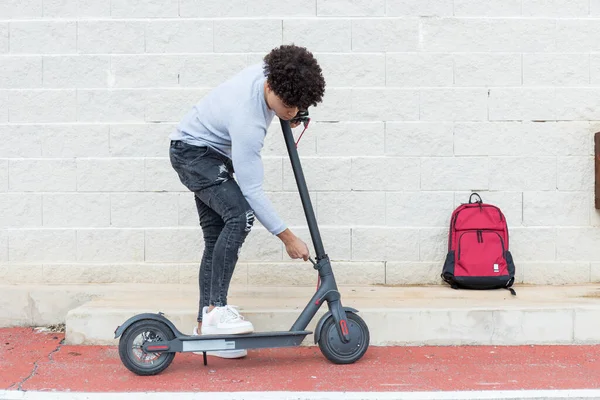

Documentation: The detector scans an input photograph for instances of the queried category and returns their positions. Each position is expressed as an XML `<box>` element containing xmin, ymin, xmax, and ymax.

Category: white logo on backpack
<box><xmin>494</xmin><ymin>263</ymin><xmax>499</xmax><ymax>273</ymax></box>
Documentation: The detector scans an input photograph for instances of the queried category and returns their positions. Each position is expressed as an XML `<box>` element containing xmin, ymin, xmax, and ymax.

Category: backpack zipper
<box><xmin>453</xmin><ymin>204</ymin><xmax>504</xmax><ymax>226</ymax></box>
<box><xmin>451</xmin><ymin>204</ymin><xmax>507</xmax><ymax>251</ymax></box>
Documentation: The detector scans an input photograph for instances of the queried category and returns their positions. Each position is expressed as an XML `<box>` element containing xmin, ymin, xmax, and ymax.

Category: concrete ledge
<box><xmin>57</xmin><ymin>283</ymin><xmax>600</xmax><ymax>346</ymax></box>
<box><xmin>4</xmin><ymin>282</ymin><xmax>600</xmax><ymax>346</ymax></box>
<box><xmin>0</xmin><ymin>284</ymin><xmax>108</xmax><ymax>327</ymax></box>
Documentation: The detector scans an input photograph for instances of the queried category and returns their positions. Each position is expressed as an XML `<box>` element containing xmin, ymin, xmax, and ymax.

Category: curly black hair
<box><xmin>263</xmin><ymin>44</ymin><xmax>326</xmax><ymax>110</ymax></box>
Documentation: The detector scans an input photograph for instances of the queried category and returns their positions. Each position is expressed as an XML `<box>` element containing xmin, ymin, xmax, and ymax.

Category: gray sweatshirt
<box><xmin>170</xmin><ymin>63</ymin><xmax>286</xmax><ymax>236</ymax></box>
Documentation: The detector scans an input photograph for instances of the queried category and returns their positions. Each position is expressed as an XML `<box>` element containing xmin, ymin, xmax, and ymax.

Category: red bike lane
<box><xmin>2</xmin><ymin>328</ymin><xmax>600</xmax><ymax>393</ymax></box>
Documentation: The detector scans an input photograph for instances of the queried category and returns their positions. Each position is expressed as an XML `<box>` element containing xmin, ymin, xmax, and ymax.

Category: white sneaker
<box><xmin>201</xmin><ymin>305</ymin><xmax>254</xmax><ymax>335</ymax></box>
<box><xmin>191</xmin><ymin>326</ymin><xmax>247</xmax><ymax>359</ymax></box>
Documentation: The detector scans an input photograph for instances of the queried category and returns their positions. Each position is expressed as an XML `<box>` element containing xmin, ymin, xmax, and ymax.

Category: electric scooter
<box><xmin>114</xmin><ymin>116</ymin><xmax>370</xmax><ymax>376</ymax></box>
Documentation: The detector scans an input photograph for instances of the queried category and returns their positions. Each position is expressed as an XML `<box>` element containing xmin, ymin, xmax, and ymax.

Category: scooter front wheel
<box><xmin>317</xmin><ymin>312</ymin><xmax>369</xmax><ymax>364</ymax></box>
<box><xmin>118</xmin><ymin>319</ymin><xmax>176</xmax><ymax>376</ymax></box>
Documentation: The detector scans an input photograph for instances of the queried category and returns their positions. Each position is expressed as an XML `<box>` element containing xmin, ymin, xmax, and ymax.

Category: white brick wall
<box><xmin>1</xmin><ymin>1</ymin><xmax>599</xmax><ymax>287</ymax></box>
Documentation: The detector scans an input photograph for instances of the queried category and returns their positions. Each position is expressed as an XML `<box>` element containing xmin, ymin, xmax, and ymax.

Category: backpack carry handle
<box><xmin>469</xmin><ymin>193</ymin><xmax>482</xmax><ymax>204</ymax></box>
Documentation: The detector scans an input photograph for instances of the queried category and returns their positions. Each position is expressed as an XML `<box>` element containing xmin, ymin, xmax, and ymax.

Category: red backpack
<box><xmin>441</xmin><ymin>193</ymin><xmax>516</xmax><ymax>295</ymax></box>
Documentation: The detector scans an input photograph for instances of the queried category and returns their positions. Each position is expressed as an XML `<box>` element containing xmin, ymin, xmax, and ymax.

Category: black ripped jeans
<box><xmin>169</xmin><ymin>140</ymin><xmax>255</xmax><ymax>322</ymax></box>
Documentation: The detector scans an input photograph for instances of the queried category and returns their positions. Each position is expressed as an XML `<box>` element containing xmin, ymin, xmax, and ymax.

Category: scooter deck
<box><xmin>177</xmin><ymin>330</ymin><xmax>312</xmax><ymax>341</ymax></box>
<box><xmin>144</xmin><ymin>330</ymin><xmax>313</xmax><ymax>354</ymax></box>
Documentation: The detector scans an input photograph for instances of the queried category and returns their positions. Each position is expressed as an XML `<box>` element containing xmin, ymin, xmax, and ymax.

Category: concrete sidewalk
<box><xmin>6</xmin><ymin>283</ymin><xmax>600</xmax><ymax>350</ymax></box>
<box><xmin>2</xmin><ymin>327</ymin><xmax>600</xmax><ymax>395</ymax></box>
<box><xmin>62</xmin><ymin>283</ymin><xmax>600</xmax><ymax>346</ymax></box>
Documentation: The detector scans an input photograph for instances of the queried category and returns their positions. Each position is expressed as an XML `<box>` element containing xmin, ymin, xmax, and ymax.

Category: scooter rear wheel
<box><xmin>317</xmin><ymin>312</ymin><xmax>369</xmax><ymax>364</ymax></box>
<box><xmin>119</xmin><ymin>319</ymin><xmax>176</xmax><ymax>376</ymax></box>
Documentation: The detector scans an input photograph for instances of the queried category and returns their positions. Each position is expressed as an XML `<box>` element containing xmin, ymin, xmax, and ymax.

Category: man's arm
<box><xmin>230</xmin><ymin>121</ymin><xmax>285</xmax><ymax>235</ymax></box>
<box><xmin>230</xmin><ymin>121</ymin><xmax>310</xmax><ymax>260</ymax></box>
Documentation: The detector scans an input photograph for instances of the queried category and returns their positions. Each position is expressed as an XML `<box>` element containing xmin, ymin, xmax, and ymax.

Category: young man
<box><xmin>169</xmin><ymin>44</ymin><xmax>326</xmax><ymax>358</ymax></box>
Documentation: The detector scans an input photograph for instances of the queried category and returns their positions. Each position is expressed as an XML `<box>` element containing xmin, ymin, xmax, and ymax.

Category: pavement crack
<box><xmin>17</xmin><ymin>361</ymin><xmax>39</xmax><ymax>391</ymax></box>
<box><xmin>48</xmin><ymin>339</ymin><xmax>64</xmax><ymax>362</ymax></box>
<box><xmin>15</xmin><ymin>338</ymin><xmax>64</xmax><ymax>391</ymax></box>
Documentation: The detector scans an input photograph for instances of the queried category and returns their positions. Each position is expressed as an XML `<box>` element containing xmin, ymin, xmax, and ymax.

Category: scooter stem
<box><xmin>280</xmin><ymin>119</ymin><xmax>351</xmax><ymax>343</ymax></box>
<box><xmin>280</xmin><ymin>118</ymin><xmax>326</xmax><ymax>260</ymax></box>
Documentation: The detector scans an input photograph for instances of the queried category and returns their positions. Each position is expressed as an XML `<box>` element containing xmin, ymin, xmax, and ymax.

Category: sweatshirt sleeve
<box><xmin>229</xmin><ymin>120</ymin><xmax>287</xmax><ymax>236</ymax></box>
